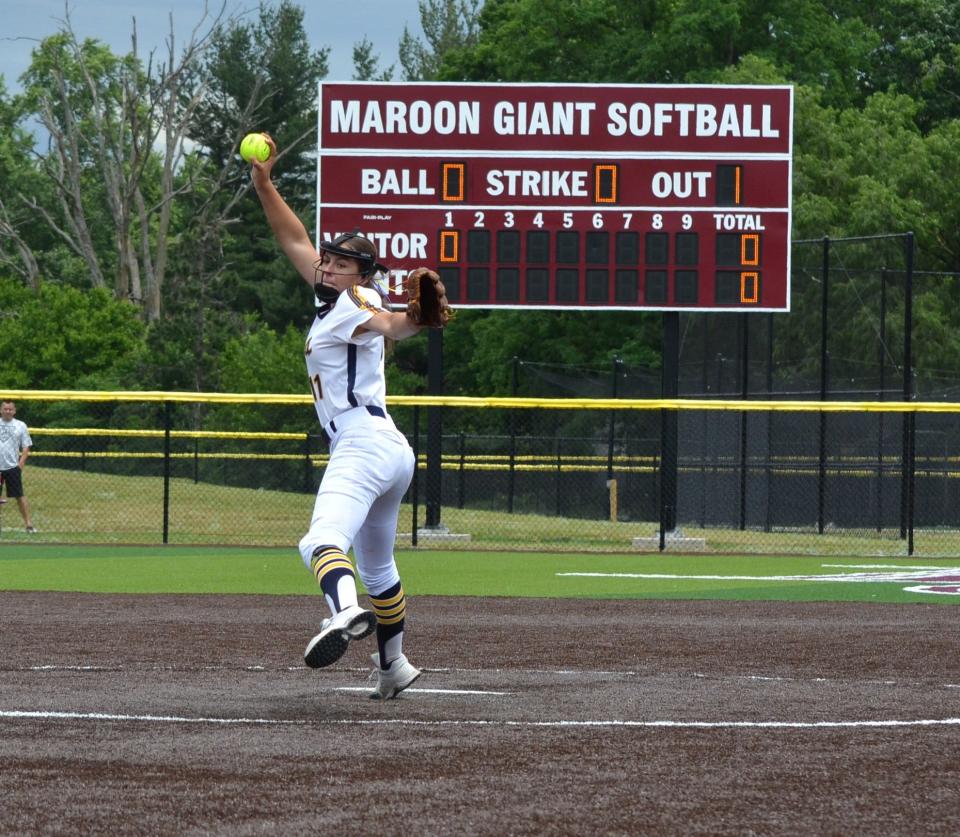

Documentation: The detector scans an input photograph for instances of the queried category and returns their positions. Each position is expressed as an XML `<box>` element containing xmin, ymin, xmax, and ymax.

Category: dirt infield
<box><xmin>1</xmin><ymin>591</ymin><xmax>958</xmax><ymax>835</ymax></box>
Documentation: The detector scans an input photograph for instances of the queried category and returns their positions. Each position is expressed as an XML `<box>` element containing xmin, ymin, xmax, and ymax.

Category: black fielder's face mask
<box><xmin>313</xmin><ymin>276</ymin><xmax>342</xmax><ymax>304</ymax></box>
<box><xmin>313</xmin><ymin>231</ymin><xmax>386</xmax><ymax>305</ymax></box>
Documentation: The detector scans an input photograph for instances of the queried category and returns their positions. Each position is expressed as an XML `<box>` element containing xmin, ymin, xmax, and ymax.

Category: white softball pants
<box><xmin>298</xmin><ymin>412</ymin><xmax>415</xmax><ymax>595</ymax></box>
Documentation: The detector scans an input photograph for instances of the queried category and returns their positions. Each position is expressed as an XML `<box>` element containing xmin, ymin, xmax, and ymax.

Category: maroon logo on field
<box><xmin>903</xmin><ymin>572</ymin><xmax>960</xmax><ymax>596</ymax></box>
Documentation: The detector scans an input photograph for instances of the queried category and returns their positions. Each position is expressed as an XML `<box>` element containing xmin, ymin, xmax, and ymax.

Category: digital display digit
<box><xmin>556</xmin><ymin>231</ymin><xmax>580</xmax><ymax>264</ymax></box>
<box><xmin>497</xmin><ymin>230</ymin><xmax>521</xmax><ymax>263</ymax></box>
<box><xmin>615</xmin><ymin>269</ymin><xmax>639</xmax><ymax>302</ymax></box>
<box><xmin>527</xmin><ymin>231</ymin><xmax>550</xmax><ymax>263</ymax></box>
<box><xmin>526</xmin><ymin>268</ymin><xmax>549</xmax><ymax>301</ymax></box>
<box><xmin>586</xmin><ymin>231</ymin><xmax>609</xmax><ymax>264</ymax></box>
<box><xmin>615</xmin><ymin>232</ymin><xmax>639</xmax><ymax>265</ymax></box>
<box><xmin>317</xmin><ymin>82</ymin><xmax>793</xmax><ymax>311</ymax></box>
<box><xmin>646</xmin><ymin>271</ymin><xmax>668</xmax><ymax>304</ymax></box>
<box><xmin>497</xmin><ymin>268</ymin><xmax>520</xmax><ymax>301</ymax></box>
<box><xmin>646</xmin><ymin>233</ymin><xmax>669</xmax><ymax>265</ymax></box>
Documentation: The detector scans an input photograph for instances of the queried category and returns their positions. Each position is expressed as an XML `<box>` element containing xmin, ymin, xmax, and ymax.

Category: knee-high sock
<box><xmin>310</xmin><ymin>546</ymin><xmax>358</xmax><ymax>615</ymax></box>
<box><xmin>369</xmin><ymin>581</ymin><xmax>405</xmax><ymax>668</ymax></box>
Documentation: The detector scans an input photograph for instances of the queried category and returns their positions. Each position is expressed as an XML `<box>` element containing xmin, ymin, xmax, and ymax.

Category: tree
<box><xmin>918</xmin><ymin>120</ymin><xmax>960</xmax><ymax>272</ymax></box>
<box><xmin>443</xmin><ymin>0</ymin><xmax>673</xmax><ymax>83</ymax></box>
<box><xmin>0</xmin><ymin>276</ymin><xmax>144</xmax><ymax>391</ymax></box>
<box><xmin>352</xmin><ymin>38</ymin><xmax>395</xmax><ymax>81</ymax></box>
<box><xmin>186</xmin><ymin>0</ymin><xmax>329</xmax><ymax>331</ymax></box>
<box><xmin>0</xmin><ymin>80</ymin><xmax>43</xmax><ymax>289</ymax></box>
<box><xmin>16</xmin><ymin>6</ymin><xmax>238</xmax><ymax>318</ymax></box>
<box><xmin>6</xmin><ymin>0</ymin><xmax>959</xmax><ymax>404</ymax></box>
<box><xmin>400</xmin><ymin>0</ymin><xmax>482</xmax><ymax>81</ymax></box>
<box><xmin>858</xmin><ymin>0</ymin><xmax>960</xmax><ymax>128</ymax></box>
<box><xmin>189</xmin><ymin>1</ymin><xmax>327</xmax><ymax>200</ymax></box>
<box><xmin>140</xmin><ymin>1</ymin><xmax>332</xmax><ymax>399</ymax></box>
<box><xmin>11</xmin><ymin>2</ymin><xmax>326</xmax><ymax>323</ymax></box>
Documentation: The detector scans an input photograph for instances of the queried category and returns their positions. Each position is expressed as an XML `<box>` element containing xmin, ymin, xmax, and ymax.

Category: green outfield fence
<box><xmin>2</xmin><ymin>389</ymin><xmax>959</xmax><ymax>556</ymax></box>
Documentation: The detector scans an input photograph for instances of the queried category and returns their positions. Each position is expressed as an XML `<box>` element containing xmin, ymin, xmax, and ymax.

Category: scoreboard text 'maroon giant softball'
<box><xmin>316</xmin><ymin>82</ymin><xmax>793</xmax><ymax>312</ymax></box>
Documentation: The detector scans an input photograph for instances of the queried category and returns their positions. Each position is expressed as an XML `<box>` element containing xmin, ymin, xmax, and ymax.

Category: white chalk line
<box><xmin>20</xmin><ymin>664</ymin><xmax>645</xmax><ymax>678</ymax></box>
<box><xmin>557</xmin><ymin>567</ymin><xmax>960</xmax><ymax>596</ymax></box>
<box><xmin>557</xmin><ymin>569</ymin><xmax>960</xmax><ymax>583</ymax></box>
<box><xmin>24</xmin><ymin>665</ymin><xmax>279</xmax><ymax>673</ymax></box>
<box><xmin>20</xmin><ymin>664</ymin><xmax>632</xmax><ymax>675</ymax></box>
<box><xmin>0</xmin><ymin>710</ymin><xmax>303</xmax><ymax>726</ymax></box>
<box><xmin>821</xmin><ymin>564</ymin><xmax>955</xmax><ymax>570</ymax></box>
<box><xmin>2</xmin><ymin>709</ymin><xmax>959</xmax><ymax>730</ymax></box>
<box><xmin>16</xmin><ymin>665</ymin><xmax>960</xmax><ymax>692</ymax></box>
<box><xmin>334</xmin><ymin>687</ymin><xmax>509</xmax><ymax>696</ymax></box>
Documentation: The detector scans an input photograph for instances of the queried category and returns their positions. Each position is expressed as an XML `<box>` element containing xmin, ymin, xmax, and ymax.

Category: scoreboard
<box><xmin>316</xmin><ymin>82</ymin><xmax>793</xmax><ymax>312</ymax></box>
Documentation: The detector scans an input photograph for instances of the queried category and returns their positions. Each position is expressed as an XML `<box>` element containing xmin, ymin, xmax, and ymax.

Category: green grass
<box><xmin>1</xmin><ymin>465</ymin><xmax>314</xmax><ymax>545</ymax></box>
<box><xmin>7</xmin><ymin>464</ymin><xmax>959</xmax><ymax>557</ymax></box>
<box><xmin>2</xmin><ymin>544</ymin><xmax>958</xmax><ymax>604</ymax></box>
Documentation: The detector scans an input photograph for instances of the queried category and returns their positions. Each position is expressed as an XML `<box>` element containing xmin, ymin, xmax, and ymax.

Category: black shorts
<box><xmin>1</xmin><ymin>467</ymin><xmax>24</xmax><ymax>498</ymax></box>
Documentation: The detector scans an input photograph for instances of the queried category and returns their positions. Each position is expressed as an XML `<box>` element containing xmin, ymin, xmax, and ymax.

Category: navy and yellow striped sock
<box><xmin>369</xmin><ymin>581</ymin><xmax>406</xmax><ymax>668</ymax></box>
<box><xmin>310</xmin><ymin>546</ymin><xmax>358</xmax><ymax>613</ymax></box>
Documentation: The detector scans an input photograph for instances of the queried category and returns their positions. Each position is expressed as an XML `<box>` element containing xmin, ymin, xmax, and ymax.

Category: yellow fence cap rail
<box><xmin>5</xmin><ymin>389</ymin><xmax>960</xmax><ymax>413</ymax></box>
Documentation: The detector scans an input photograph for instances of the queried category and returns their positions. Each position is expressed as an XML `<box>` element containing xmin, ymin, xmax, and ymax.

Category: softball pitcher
<box><xmin>249</xmin><ymin>133</ymin><xmax>451</xmax><ymax>699</ymax></box>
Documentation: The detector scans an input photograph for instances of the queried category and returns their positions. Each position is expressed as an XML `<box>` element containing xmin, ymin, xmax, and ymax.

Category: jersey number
<box><xmin>309</xmin><ymin>374</ymin><xmax>322</xmax><ymax>406</ymax></box>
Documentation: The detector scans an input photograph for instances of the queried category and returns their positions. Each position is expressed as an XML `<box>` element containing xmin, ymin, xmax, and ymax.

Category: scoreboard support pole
<box><xmin>425</xmin><ymin>328</ymin><xmax>444</xmax><ymax>529</ymax></box>
<box><xmin>659</xmin><ymin>312</ymin><xmax>680</xmax><ymax>546</ymax></box>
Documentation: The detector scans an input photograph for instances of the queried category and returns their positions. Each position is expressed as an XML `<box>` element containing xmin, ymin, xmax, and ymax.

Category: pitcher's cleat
<box><xmin>368</xmin><ymin>652</ymin><xmax>422</xmax><ymax>699</ymax></box>
<box><xmin>303</xmin><ymin>605</ymin><xmax>376</xmax><ymax>669</ymax></box>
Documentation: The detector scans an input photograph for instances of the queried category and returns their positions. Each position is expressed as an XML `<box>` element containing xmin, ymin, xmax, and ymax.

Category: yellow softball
<box><xmin>239</xmin><ymin>133</ymin><xmax>271</xmax><ymax>163</ymax></box>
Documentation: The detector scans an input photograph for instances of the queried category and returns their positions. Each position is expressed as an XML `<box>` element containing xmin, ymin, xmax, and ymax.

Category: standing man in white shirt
<box><xmin>0</xmin><ymin>400</ymin><xmax>36</xmax><ymax>533</ymax></box>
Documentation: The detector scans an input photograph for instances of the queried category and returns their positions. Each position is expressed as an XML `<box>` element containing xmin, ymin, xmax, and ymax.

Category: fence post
<box><xmin>555</xmin><ymin>436</ymin><xmax>562</xmax><ymax>517</ymax></box>
<box><xmin>738</xmin><ymin>315</ymin><xmax>749</xmax><ymax>530</ymax></box>
<box><xmin>425</xmin><ymin>328</ymin><xmax>443</xmax><ymax>527</ymax></box>
<box><xmin>903</xmin><ymin>232</ymin><xmax>915</xmax><ymax>554</ymax></box>
<box><xmin>699</xmin><ymin>321</ymin><xmax>709</xmax><ymax>528</ymax></box>
<box><xmin>817</xmin><ymin>236</ymin><xmax>830</xmax><ymax>535</ymax></box>
<box><xmin>303</xmin><ymin>433</ymin><xmax>312</xmax><ymax>494</ymax></box>
<box><xmin>907</xmin><ymin>409</ymin><xmax>916</xmax><ymax>554</ymax></box>
<box><xmin>877</xmin><ymin>267</ymin><xmax>887</xmax><ymax>533</ymax></box>
<box><xmin>764</xmin><ymin>313</ymin><xmax>774</xmax><ymax>532</ymax></box>
<box><xmin>411</xmin><ymin>405</ymin><xmax>420</xmax><ymax>546</ymax></box>
<box><xmin>508</xmin><ymin>355</ymin><xmax>518</xmax><ymax>513</ymax></box>
<box><xmin>162</xmin><ymin>401</ymin><xmax>172</xmax><ymax>545</ymax></box>
<box><xmin>457</xmin><ymin>431</ymin><xmax>466</xmax><ymax>509</ymax></box>
<box><xmin>607</xmin><ymin>356</ymin><xmax>621</xmax><ymax>521</ymax></box>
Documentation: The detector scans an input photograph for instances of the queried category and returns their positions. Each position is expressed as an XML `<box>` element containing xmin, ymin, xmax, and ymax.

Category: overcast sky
<box><xmin>1</xmin><ymin>0</ymin><xmax>426</xmax><ymax>92</ymax></box>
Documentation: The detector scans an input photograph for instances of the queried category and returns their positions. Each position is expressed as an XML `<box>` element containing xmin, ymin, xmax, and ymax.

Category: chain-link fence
<box><xmin>512</xmin><ymin>233</ymin><xmax>960</xmax><ymax>403</ymax></box>
<box><xmin>2</xmin><ymin>392</ymin><xmax>959</xmax><ymax>557</ymax></box>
